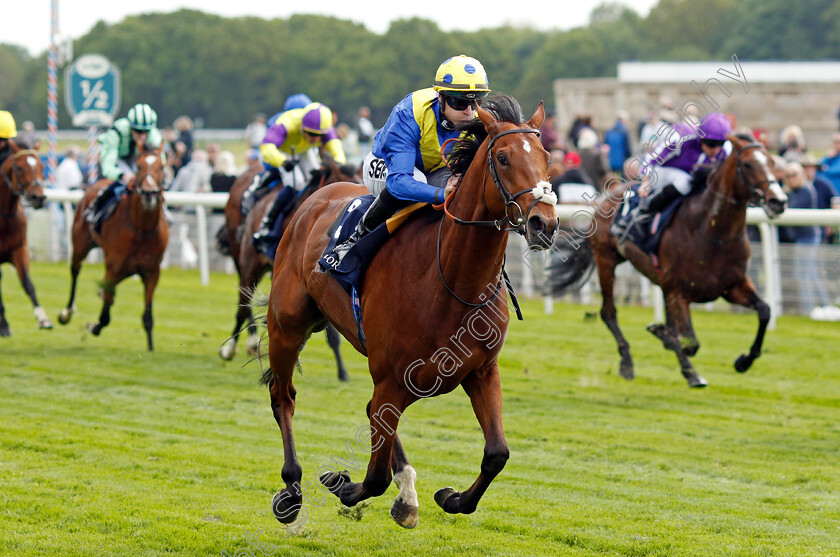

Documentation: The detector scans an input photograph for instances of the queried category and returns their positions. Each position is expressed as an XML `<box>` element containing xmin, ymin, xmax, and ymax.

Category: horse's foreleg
<box><xmin>11</xmin><ymin>250</ymin><xmax>52</xmax><ymax>330</ymax></box>
<box><xmin>596</xmin><ymin>255</ymin><xmax>634</xmax><ymax>380</ymax></box>
<box><xmin>0</xmin><ymin>269</ymin><xmax>9</xmax><ymax>337</ymax></box>
<box><xmin>324</xmin><ymin>324</ymin><xmax>349</xmax><ymax>382</ymax></box>
<box><xmin>723</xmin><ymin>279</ymin><xmax>770</xmax><ymax>373</ymax></box>
<box><xmin>320</xmin><ymin>382</ymin><xmax>407</xmax><ymax>512</ymax></box>
<box><xmin>652</xmin><ymin>294</ymin><xmax>706</xmax><ymax>388</ymax></box>
<box><xmin>435</xmin><ymin>364</ymin><xmax>509</xmax><ymax>516</ymax></box>
<box><xmin>141</xmin><ymin>270</ymin><xmax>160</xmax><ymax>351</ymax></box>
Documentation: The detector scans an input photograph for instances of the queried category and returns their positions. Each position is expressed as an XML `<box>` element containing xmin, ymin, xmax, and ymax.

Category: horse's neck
<box><xmin>440</xmin><ymin>163</ymin><xmax>509</xmax><ymax>298</ymax></box>
<box><xmin>0</xmin><ymin>168</ymin><xmax>19</xmax><ymax>216</ymax></box>
<box><xmin>698</xmin><ymin>159</ymin><xmax>747</xmax><ymax>238</ymax></box>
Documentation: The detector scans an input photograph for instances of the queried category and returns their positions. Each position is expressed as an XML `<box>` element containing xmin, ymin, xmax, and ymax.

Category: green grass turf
<box><xmin>1</xmin><ymin>261</ymin><xmax>838</xmax><ymax>556</ymax></box>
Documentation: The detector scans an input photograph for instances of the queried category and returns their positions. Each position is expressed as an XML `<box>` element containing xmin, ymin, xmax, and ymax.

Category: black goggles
<box><xmin>131</xmin><ymin>127</ymin><xmax>150</xmax><ymax>134</ymax></box>
<box><xmin>701</xmin><ymin>138</ymin><xmax>725</xmax><ymax>148</ymax></box>
<box><xmin>445</xmin><ymin>95</ymin><xmax>481</xmax><ymax>111</ymax></box>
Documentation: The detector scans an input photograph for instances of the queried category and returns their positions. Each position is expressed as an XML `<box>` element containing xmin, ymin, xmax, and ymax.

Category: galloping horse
<box><xmin>263</xmin><ymin>99</ymin><xmax>558</xmax><ymax>528</ymax></box>
<box><xmin>218</xmin><ymin>153</ymin><xmax>359</xmax><ymax>383</ymax></box>
<box><xmin>589</xmin><ymin>134</ymin><xmax>787</xmax><ymax>387</ymax></box>
<box><xmin>0</xmin><ymin>145</ymin><xmax>52</xmax><ymax>335</ymax></box>
<box><xmin>58</xmin><ymin>144</ymin><xmax>169</xmax><ymax>351</ymax></box>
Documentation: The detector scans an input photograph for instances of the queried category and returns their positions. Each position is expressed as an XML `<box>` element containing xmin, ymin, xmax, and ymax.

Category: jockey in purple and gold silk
<box><xmin>251</xmin><ymin>102</ymin><xmax>346</xmax><ymax>255</ymax></box>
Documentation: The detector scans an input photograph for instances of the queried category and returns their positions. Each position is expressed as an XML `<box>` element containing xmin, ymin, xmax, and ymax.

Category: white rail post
<box><xmin>196</xmin><ymin>203</ymin><xmax>210</xmax><ymax>285</ymax></box>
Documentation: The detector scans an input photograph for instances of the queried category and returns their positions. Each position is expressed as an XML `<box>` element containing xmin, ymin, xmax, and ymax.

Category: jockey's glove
<box><xmin>282</xmin><ymin>159</ymin><xmax>296</xmax><ymax>172</ymax></box>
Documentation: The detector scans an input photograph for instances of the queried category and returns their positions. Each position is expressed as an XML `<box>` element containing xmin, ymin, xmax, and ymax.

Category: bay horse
<box><xmin>58</xmin><ymin>144</ymin><xmax>169</xmax><ymax>351</ymax></box>
<box><xmin>262</xmin><ymin>99</ymin><xmax>558</xmax><ymax>529</ymax></box>
<box><xmin>0</xmin><ymin>145</ymin><xmax>52</xmax><ymax>335</ymax></box>
<box><xmin>589</xmin><ymin>134</ymin><xmax>787</xmax><ymax>387</ymax></box>
<box><xmin>218</xmin><ymin>153</ymin><xmax>359</xmax><ymax>384</ymax></box>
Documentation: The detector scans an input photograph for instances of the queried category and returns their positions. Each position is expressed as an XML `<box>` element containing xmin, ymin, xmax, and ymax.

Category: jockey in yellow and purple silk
<box><xmin>251</xmin><ymin>102</ymin><xmax>346</xmax><ymax>255</ymax></box>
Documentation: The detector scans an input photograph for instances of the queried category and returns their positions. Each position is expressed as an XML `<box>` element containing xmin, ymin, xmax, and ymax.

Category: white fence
<box><xmin>31</xmin><ymin>191</ymin><xmax>840</xmax><ymax>326</ymax></box>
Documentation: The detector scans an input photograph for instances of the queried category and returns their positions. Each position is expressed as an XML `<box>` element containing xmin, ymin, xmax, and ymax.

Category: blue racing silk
<box><xmin>372</xmin><ymin>88</ymin><xmax>466</xmax><ymax>204</ymax></box>
<box><xmin>260</xmin><ymin>107</ymin><xmax>346</xmax><ymax>168</ymax></box>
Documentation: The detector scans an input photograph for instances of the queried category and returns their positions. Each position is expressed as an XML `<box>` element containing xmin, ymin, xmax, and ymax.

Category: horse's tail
<box><xmin>247</xmin><ymin>289</ymin><xmax>273</xmax><ymax>386</ymax></box>
<box><xmin>547</xmin><ymin>224</ymin><xmax>596</xmax><ymax>295</ymax></box>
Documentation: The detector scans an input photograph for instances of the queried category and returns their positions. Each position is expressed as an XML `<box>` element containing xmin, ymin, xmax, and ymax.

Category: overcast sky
<box><xmin>7</xmin><ymin>0</ymin><xmax>659</xmax><ymax>57</ymax></box>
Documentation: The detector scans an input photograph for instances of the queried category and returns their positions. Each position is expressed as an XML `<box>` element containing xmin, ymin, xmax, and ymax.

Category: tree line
<box><xmin>2</xmin><ymin>0</ymin><xmax>838</xmax><ymax>130</ymax></box>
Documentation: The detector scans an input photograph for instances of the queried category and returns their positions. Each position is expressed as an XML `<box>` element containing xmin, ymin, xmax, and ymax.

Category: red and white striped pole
<box><xmin>47</xmin><ymin>0</ymin><xmax>59</xmax><ymax>185</ymax></box>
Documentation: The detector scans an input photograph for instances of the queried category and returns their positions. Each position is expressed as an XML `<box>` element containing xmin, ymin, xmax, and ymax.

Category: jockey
<box><xmin>0</xmin><ymin>110</ymin><xmax>18</xmax><ymax>167</ymax></box>
<box><xmin>332</xmin><ymin>55</ymin><xmax>490</xmax><ymax>261</ymax></box>
<box><xmin>251</xmin><ymin>102</ymin><xmax>346</xmax><ymax>255</ymax></box>
<box><xmin>86</xmin><ymin>103</ymin><xmax>164</xmax><ymax>231</ymax></box>
<box><xmin>611</xmin><ymin>112</ymin><xmax>732</xmax><ymax>238</ymax></box>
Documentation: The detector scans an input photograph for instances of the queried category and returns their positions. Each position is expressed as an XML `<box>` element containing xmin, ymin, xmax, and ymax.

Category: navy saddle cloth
<box><xmin>618</xmin><ymin>184</ymin><xmax>683</xmax><ymax>255</ymax></box>
<box><xmin>318</xmin><ymin>194</ymin><xmax>392</xmax><ymax>295</ymax></box>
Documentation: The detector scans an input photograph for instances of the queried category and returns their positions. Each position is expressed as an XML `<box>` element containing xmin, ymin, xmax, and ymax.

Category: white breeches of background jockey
<box><xmin>644</xmin><ymin>165</ymin><xmax>692</xmax><ymax>195</ymax></box>
<box><xmin>280</xmin><ymin>149</ymin><xmax>319</xmax><ymax>192</ymax></box>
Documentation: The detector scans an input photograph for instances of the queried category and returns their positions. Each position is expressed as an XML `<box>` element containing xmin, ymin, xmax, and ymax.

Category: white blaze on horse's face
<box><xmin>26</xmin><ymin>156</ymin><xmax>38</xmax><ymax>168</ymax></box>
<box><xmin>522</xmin><ymin>140</ymin><xmax>531</xmax><ymax>153</ymax></box>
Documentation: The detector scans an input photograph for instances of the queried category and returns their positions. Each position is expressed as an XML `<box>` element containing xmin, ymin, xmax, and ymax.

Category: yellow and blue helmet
<box><xmin>301</xmin><ymin>103</ymin><xmax>333</xmax><ymax>135</ymax></box>
<box><xmin>434</xmin><ymin>55</ymin><xmax>490</xmax><ymax>100</ymax></box>
<box><xmin>0</xmin><ymin>110</ymin><xmax>17</xmax><ymax>139</ymax></box>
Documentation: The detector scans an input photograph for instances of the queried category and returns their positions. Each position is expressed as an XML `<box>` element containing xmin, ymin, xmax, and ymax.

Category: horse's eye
<box><xmin>497</xmin><ymin>153</ymin><xmax>508</xmax><ymax>166</ymax></box>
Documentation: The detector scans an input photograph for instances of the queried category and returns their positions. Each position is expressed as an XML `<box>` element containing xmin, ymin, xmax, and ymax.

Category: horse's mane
<box><xmin>447</xmin><ymin>94</ymin><xmax>524</xmax><ymax>176</ymax></box>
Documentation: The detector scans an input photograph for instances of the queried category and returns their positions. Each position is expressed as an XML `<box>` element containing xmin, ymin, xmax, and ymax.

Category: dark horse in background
<box><xmin>58</xmin><ymin>144</ymin><xmax>169</xmax><ymax>351</ymax></box>
<box><xmin>262</xmin><ymin>98</ymin><xmax>558</xmax><ymax>529</ymax></box>
<box><xmin>0</xmin><ymin>144</ymin><xmax>52</xmax><ymax>335</ymax></box>
<box><xmin>218</xmin><ymin>152</ymin><xmax>359</xmax><ymax>383</ymax></box>
<box><xmin>582</xmin><ymin>134</ymin><xmax>787</xmax><ymax>387</ymax></box>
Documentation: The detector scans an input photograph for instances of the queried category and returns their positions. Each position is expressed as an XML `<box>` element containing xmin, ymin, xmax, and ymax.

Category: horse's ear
<box><xmin>527</xmin><ymin>101</ymin><xmax>546</xmax><ymax>130</ymax></box>
<box><xmin>726</xmin><ymin>133</ymin><xmax>743</xmax><ymax>149</ymax></box>
<box><xmin>477</xmin><ymin>106</ymin><xmax>501</xmax><ymax>136</ymax></box>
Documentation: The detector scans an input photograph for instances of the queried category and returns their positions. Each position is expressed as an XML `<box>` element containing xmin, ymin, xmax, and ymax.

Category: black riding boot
<box><xmin>333</xmin><ymin>190</ymin><xmax>406</xmax><ymax>262</ymax></box>
<box><xmin>85</xmin><ymin>182</ymin><xmax>119</xmax><ymax>232</ymax></box>
<box><xmin>253</xmin><ymin>185</ymin><xmax>296</xmax><ymax>250</ymax></box>
<box><xmin>636</xmin><ymin>184</ymin><xmax>682</xmax><ymax>222</ymax></box>
<box><xmin>242</xmin><ymin>168</ymin><xmax>280</xmax><ymax>215</ymax></box>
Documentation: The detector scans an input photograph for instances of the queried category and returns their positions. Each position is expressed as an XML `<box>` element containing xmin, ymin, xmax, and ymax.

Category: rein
<box><xmin>435</xmin><ymin>126</ymin><xmax>544</xmax><ymax>318</ymax></box>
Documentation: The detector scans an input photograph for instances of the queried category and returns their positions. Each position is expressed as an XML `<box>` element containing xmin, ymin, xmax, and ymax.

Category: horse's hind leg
<box><xmin>649</xmin><ymin>295</ymin><xmax>706</xmax><ymax>388</ymax></box>
<box><xmin>434</xmin><ymin>363</ymin><xmax>509</xmax><ymax>515</ymax></box>
<box><xmin>87</xmin><ymin>270</ymin><xmax>118</xmax><ymax>339</ymax></box>
<box><xmin>596</xmin><ymin>254</ymin><xmax>634</xmax><ymax>380</ymax></box>
<box><xmin>0</xmin><ymin>270</ymin><xmax>10</xmax><ymax>337</ymax></box>
<box><xmin>266</xmin><ymin>291</ymin><xmax>320</xmax><ymax>525</ymax></box>
<box><xmin>219</xmin><ymin>276</ymin><xmax>257</xmax><ymax>361</ymax></box>
<box><xmin>324</xmin><ymin>324</ymin><xmax>349</xmax><ymax>382</ymax></box>
<box><xmin>59</xmin><ymin>227</ymin><xmax>93</xmax><ymax>325</ymax></box>
<box><xmin>723</xmin><ymin>279</ymin><xmax>770</xmax><ymax>373</ymax></box>
<box><xmin>11</xmin><ymin>249</ymin><xmax>52</xmax><ymax>329</ymax></box>
<box><xmin>140</xmin><ymin>269</ymin><xmax>160</xmax><ymax>351</ymax></box>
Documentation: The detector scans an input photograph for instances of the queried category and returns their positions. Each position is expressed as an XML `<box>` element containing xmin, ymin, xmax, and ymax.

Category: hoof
<box><xmin>58</xmin><ymin>308</ymin><xmax>72</xmax><ymax>325</ymax></box>
<box><xmin>319</xmin><ymin>470</ymin><xmax>352</xmax><ymax>495</ymax></box>
<box><xmin>0</xmin><ymin>326</ymin><xmax>10</xmax><ymax>337</ymax></box>
<box><xmin>271</xmin><ymin>490</ymin><xmax>301</xmax><ymax>524</ymax></box>
<box><xmin>338</xmin><ymin>369</ymin><xmax>349</xmax><ymax>382</ymax></box>
<box><xmin>219</xmin><ymin>338</ymin><xmax>236</xmax><ymax>360</ymax></box>
<box><xmin>434</xmin><ymin>487</ymin><xmax>460</xmax><ymax>514</ymax></box>
<box><xmin>39</xmin><ymin>320</ymin><xmax>54</xmax><ymax>330</ymax></box>
<box><xmin>246</xmin><ymin>334</ymin><xmax>261</xmax><ymax>357</ymax></box>
<box><xmin>619</xmin><ymin>361</ymin><xmax>634</xmax><ymax>380</ymax></box>
<box><xmin>687</xmin><ymin>375</ymin><xmax>708</xmax><ymax>388</ymax></box>
<box><xmin>734</xmin><ymin>354</ymin><xmax>752</xmax><ymax>373</ymax></box>
<box><xmin>390</xmin><ymin>498</ymin><xmax>419</xmax><ymax>529</ymax></box>
<box><xmin>86</xmin><ymin>322</ymin><xmax>101</xmax><ymax>336</ymax></box>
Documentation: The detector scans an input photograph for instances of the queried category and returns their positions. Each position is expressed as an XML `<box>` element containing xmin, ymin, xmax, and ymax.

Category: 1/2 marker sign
<box><xmin>65</xmin><ymin>54</ymin><xmax>121</xmax><ymax>127</ymax></box>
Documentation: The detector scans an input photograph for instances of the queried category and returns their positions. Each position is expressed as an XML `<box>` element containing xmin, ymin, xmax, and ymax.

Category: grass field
<box><xmin>1</xmin><ymin>261</ymin><xmax>839</xmax><ymax>556</ymax></box>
